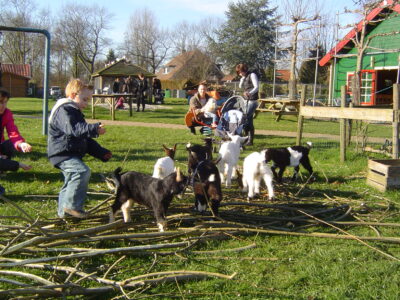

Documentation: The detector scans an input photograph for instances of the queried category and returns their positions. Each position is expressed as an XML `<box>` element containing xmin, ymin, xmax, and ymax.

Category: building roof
<box><xmin>276</xmin><ymin>69</ymin><xmax>290</xmax><ymax>82</ymax></box>
<box><xmin>156</xmin><ymin>50</ymin><xmax>223</xmax><ymax>81</ymax></box>
<box><xmin>221</xmin><ymin>74</ymin><xmax>238</xmax><ymax>82</ymax></box>
<box><xmin>0</xmin><ymin>64</ymin><xmax>31</xmax><ymax>79</ymax></box>
<box><xmin>320</xmin><ymin>0</ymin><xmax>400</xmax><ymax>66</ymax></box>
<box><xmin>92</xmin><ymin>59</ymin><xmax>155</xmax><ymax>78</ymax></box>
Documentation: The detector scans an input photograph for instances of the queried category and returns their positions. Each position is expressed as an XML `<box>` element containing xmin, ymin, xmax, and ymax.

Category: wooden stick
<box><xmin>2</xmin><ymin>219</ymin><xmax>126</xmax><ymax>255</ymax></box>
<box><xmin>0</xmin><ymin>258</ymin><xmax>117</xmax><ymax>286</ymax></box>
<box><xmin>120</xmin><ymin>270</ymin><xmax>237</xmax><ymax>286</ymax></box>
<box><xmin>0</xmin><ymin>218</ymin><xmax>39</xmax><ymax>255</ymax></box>
<box><xmin>0</xmin><ymin>195</ymin><xmax>49</xmax><ymax>237</ymax></box>
<box><xmin>297</xmin><ymin>209</ymin><xmax>400</xmax><ymax>262</ymax></box>
<box><xmin>191</xmin><ymin>243</ymin><xmax>256</xmax><ymax>254</ymax></box>
<box><xmin>102</xmin><ymin>255</ymin><xmax>126</xmax><ymax>279</ymax></box>
<box><xmin>0</xmin><ymin>270</ymin><xmax>55</xmax><ymax>285</ymax></box>
<box><xmin>0</xmin><ymin>242</ymin><xmax>190</xmax><ymax>267</ymax></box>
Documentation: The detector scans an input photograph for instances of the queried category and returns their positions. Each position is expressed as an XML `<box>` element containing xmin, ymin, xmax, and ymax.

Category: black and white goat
<box><xmin>264</xmin><ymin>142</ymin><xmax>313</xmax><ymax>183</ymax></box>
<box><xmin>109</xmin><ymin>167</ymin><xmax>187</xmax><ymax>232</ymax></box>
<box><xmin>191</xmin><ymin>160</ymin><xmax>222</xmax><ymax>216</ymax></box>
<box><xmin>152</xmin><ymin>144</ymin><xmax>177</xmax><ymax>179</ymax></box>
<box><xmin>186</xmin><ymin>137</ymin><xmax>214</xmax><ymax>174</ymax></box>
<box><xmin>242</xmin><ymin>150</ymin><xmax>274</xmax><ymax>200</ymax></box>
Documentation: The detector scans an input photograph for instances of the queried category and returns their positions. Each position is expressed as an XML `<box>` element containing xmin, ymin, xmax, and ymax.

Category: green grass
<box><xmin>1</xmin><ymin>97</ymin><xmax>399</xmax><ymax>299</ymax></box>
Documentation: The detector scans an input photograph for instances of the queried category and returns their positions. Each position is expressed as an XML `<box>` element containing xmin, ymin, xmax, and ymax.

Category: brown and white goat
<box><xmin>191</xmin><ymin>160</ymin><xmax>222</xmax><ymax>216</ymax></box>
<box><xmin>109</xmin><ymin>167</ymin><xmax>187</xmax><ymax>232</ymax></box>
<box><xmin>186</xmin><ymin>137</ymin><xmax>214</xmax><ymax>175</ymax></box>
<box><xmin>152</xmin><ymin>144</ymin><xmax>177</xmax><ymax>179</ymax></box>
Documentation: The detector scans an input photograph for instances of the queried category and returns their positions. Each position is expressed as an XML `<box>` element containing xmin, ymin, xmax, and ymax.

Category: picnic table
<box><xmin>255</xmin><ymin>98</ymin><xmax>300</xmax><ymax>121</ymax></box>
<box><xmin>91</xmin><ymin>93</ymin><xmax>136</xmax><ymax>121</ymax></box>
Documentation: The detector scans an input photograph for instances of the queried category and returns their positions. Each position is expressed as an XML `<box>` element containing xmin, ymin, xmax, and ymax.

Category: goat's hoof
<box><xmin>157</xmin><ymin>222</ymin><xmax>166</xmax><ymax>232</ymax></box>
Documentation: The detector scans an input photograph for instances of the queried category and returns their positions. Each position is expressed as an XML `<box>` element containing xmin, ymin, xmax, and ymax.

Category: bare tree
<box><xmin>0</xmin><ymin>0</ymin><xmax>52</xmax><ymax>84</ymax></box>
<box><xmin>122</xmin><ymin>8</ymin><xmax>170</xmax><ymax>73</ymax></box>
<box><xmin>54</xmin><ymin>3</ymin><xmax>112</xmax><ymax>79</ymax></box>
<box><xmin>280</xmin><ymin>0</ymin><xmax>321</xmax><ymax>99</ymax></box>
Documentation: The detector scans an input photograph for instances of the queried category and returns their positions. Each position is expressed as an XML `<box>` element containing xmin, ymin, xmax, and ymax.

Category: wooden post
<box><xmin>91</xmin><ymin>96</ymin><xmax>95</xmax><ymax>119</ymax></box>
<box><xmin>296</xmin><ymin>85</ymin><xmax>307</xmax><ymax>146</ymax></box>
<box><xmin>340</xmin><ymin>86</ymin><xmax>347</xmax><ymax>162</ymax></box>
<box><xmin>347</xmin><ymin>102</ymin><xmax>353</xmax><ymax>146</ymax></box>
<box><xmin>393</xmin><ymin>84</ymin><xmax>399</xmax><ymax>159</ymax></box>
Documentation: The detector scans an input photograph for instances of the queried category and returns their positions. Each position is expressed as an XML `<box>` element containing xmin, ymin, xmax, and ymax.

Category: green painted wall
<box><xmin>332</xmin><ymin>11</ymin><xmax>400</xmax><ymax>99</ymax></box>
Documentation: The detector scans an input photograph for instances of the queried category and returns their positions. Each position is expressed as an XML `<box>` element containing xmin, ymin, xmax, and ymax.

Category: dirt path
<box><xmin>87</xmin><ymin>119</ymin><xmax>386</xmax><ymax>144</ymax></box>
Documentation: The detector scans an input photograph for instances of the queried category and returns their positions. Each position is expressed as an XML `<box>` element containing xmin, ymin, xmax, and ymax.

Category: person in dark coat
<box><xmin>236</xmin><ymin>63</ymin><xmax>259</xmax><ymax>146</ymax></box>
<box><xmin>48</xmin><ymin>79</ymin><xmax>112</xmax><ymax>218</ymax></box>
<box><xmin>136</xmin><ymin>73</ymin><xmax>148</xmax><ymax>112</ymax></box>
<box><xmin>112</xmin><ymin>78</ymin><xmax>120</xmax><ymax>94</ymax></box>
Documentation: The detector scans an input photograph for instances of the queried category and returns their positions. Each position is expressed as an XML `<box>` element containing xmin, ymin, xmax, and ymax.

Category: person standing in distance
<box><xmin>236</xmin><ymin>63</ymin><xmax>259</xmax><ymax>146</ymax></box>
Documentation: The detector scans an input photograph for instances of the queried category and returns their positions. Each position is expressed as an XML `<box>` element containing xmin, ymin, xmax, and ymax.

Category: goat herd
<box><xmin>108</xmin><ymin>134</ymin><xmax>314</xmax><ymax>232</ymax></box>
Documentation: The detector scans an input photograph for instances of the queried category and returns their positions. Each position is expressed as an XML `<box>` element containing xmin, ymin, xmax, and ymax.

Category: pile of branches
<box><xmin>1</xmin><ymin>189</ymin><xmax>400</xmax><ymax>298</ymax></box>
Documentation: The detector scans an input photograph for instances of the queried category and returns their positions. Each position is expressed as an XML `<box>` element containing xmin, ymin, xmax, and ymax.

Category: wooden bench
<box><xmin>255</xmin><ymin>98</ymin><xmax>300</xmax><ymax>121</ymax></box>
<box><xmin>91</xmin><ymin>93</ymin><xmax>136</xmax><ymax>121</ymax></box>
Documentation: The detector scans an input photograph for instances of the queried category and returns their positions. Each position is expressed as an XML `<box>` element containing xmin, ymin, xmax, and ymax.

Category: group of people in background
<box><xmin>113</xmin><ymin>75</ymin><xmax>162</xmax><ymax>112</ymax></box>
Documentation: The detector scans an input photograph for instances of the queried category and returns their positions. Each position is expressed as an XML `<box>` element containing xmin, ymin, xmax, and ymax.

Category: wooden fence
<box><xmin>296</xmin><ymin>84</ymin><xmax>400</xmax><ymax>162</ymax></box>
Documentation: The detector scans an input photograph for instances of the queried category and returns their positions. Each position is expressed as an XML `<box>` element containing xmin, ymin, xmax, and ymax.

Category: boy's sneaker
<box><xmin>0</xmin><ymin>185</ymin><xmax>5</xmax><ymax>196</ymax></box>
<box><xmin>63</xmin><ymin>208</ymin><xmax>88</xmax><ymax>219</ymax></box>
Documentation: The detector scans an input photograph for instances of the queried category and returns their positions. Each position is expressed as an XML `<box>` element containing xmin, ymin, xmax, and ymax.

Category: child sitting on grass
<box><xmin>48</xmin><ymin>79</ymin><xmax>112</xmax><ymax>219</ymax></box>
<box><xmin>0</xmin><ymin>89</ymin><xmax>33</xmax><ymax>195</ymax></box>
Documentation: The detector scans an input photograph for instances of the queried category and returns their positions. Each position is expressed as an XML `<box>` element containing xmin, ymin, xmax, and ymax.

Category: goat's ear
<box><xmin>162</xmin><ymin>144</ymin><xmax>168</xmax><ymax>151</ymax></box>
<box><xmin>176</xmin><ymin>167</ymin><xmax>182</xmax><ymax>182</ymax></box>
<box><xmin>173</xmin><ymin>143</ymin><xmax>177</xmax><ymax>152</ymax></box>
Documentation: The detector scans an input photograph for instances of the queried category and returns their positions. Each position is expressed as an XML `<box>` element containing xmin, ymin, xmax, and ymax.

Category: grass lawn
<box><xmin>0</xmin><ymin>97</ymin><xmax>399</xmax><ymax>299</ymax></box>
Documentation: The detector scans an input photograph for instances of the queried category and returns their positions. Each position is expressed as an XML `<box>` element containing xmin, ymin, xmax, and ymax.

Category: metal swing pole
<box><xmin>0</xmin><ymin>26</ymin><xmax>51</xmax><ymax>135</ymax></box>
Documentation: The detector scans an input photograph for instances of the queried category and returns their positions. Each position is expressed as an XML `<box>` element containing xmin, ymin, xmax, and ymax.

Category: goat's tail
<box><xmin>306</xmin><ymin>141</ymin><xmax>313</xmax><ymax>149</ymax></box>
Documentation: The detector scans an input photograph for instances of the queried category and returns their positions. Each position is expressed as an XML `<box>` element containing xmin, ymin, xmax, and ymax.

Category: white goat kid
<box><xmin>152</xmin><ymin>144</ymin><xmax>177</xmax><ymax>179</ymax></box>
<box><xmin>242</xmin><ymin>150</ymin><xmax>274</xmax><ymax>201</ymax></box>
<box><xmin>217</xmin><ymin>133</ymin><xmax>248</xmax><ymax>187</ymax></box>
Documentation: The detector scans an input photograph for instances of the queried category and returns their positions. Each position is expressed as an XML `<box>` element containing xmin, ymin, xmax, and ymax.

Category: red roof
<box><xmin>0</xmin><ymin>64</ymin><xmax>31</xmax><ymax>78</ymax></box>
<box><xmin>276</xmin><ymin>69</ymin><xmax>290</xmax><ymax>82</ymax></box>
<box><xmin>320</xmin><ymin>0</ymin><xmax>400</xmax><ymax>66</ymax></box>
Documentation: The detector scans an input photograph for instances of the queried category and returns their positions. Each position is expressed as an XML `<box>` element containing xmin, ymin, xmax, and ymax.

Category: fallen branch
<box><xmin>297</xmin><ymin>209</ymin><xmax>400</xmax><ymax>262</ymax></box>
<box><xmin>0</xmin><ymin>270</ymin><xmax>55</xmax><ymax>285</ymax></box>
<box><xmin>0</xmin><ymin>242</ymin><xmax>190</xmax><ymax>267</ymax></box>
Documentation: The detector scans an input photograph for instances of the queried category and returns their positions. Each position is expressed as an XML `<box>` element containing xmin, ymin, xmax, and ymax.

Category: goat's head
<box><xmin>170</xmin><ymin>167</ymin><xmax>188</xmax><ymax>196</ymax></box>
<box><xmin>227</xmin><ymin>133</ymin><xmax>248</xmax><ymax>145</ymax></box>
<box><xmin>264</xmin><ymin>149</ymin><xmax>273</xmax><ymax>163</ymax></box>
<box><xmin>163</xmin><ymin>143</ymin><xmax>177</xmax><ymax>159</ymax></box>
<box><xmin>203</xmin><ymin>137</ymin><xmax>214</xmax><ymax>148</ymax></box>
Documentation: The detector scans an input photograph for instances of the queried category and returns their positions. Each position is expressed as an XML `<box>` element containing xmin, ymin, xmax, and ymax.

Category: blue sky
<box><xmin>39</xmin><ymin>0</ymin><xmax>358</xmax><ymax>45</ymax></box>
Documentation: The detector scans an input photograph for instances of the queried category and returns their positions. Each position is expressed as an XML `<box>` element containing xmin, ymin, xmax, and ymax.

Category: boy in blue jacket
<box><xmin>48</xmin><ymin>79</ymin><xmax>112</xmax><ymax>218</ymax></box>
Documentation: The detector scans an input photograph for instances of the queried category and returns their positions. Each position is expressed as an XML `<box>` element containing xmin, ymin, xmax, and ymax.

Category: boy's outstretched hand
<box><xmin>103</xmin><ymin>152</ymin><xmax>112</xmax><ymax>161</ymax></box>
<box><xmin>98</xmin><ymin>124</ymin><xmax>106</xmax><ymax>135</ymax></box>
<box><xmin>19</xmin><ymin>162</ymin><xmax>32</xmax><ymax>171</ymax></box>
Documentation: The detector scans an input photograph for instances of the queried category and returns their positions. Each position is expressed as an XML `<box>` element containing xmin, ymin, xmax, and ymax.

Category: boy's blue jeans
<box><xmin>57</xmin><ymin>157</ymin><xmax>91</xmax><ymax>218</ymax></box>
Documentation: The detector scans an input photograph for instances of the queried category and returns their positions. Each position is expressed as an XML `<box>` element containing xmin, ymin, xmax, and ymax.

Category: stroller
<box><xmin>214</xmin><ymin>95</ymin><xmax>249</xmax><ymax>138</ymax></box>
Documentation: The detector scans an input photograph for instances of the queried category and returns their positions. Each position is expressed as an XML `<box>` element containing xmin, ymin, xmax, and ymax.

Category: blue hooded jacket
<box><xmin>47</xmin><ymin>99</ymin><xmax>110</xmax><ymax>167</ymax></box>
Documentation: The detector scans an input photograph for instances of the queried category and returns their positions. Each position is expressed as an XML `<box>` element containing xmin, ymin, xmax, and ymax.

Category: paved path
<box><xmin>87</xmin><ymin>119</ymin><xmax>387</xmax><ymax>144</ymax></box>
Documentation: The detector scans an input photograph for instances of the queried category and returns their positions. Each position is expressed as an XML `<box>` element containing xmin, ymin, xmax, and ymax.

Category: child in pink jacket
<box><xmin>0</xmin><ymin>89</ymin><xmax>32</xmax><ymax>195</ymax></box>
